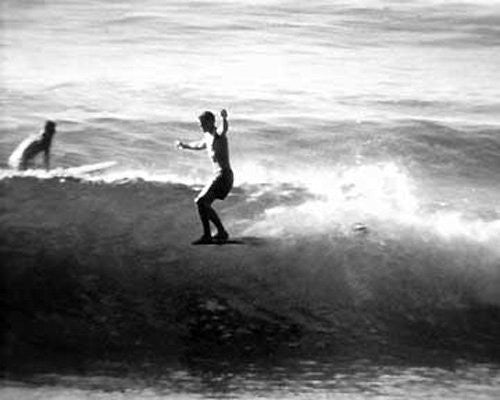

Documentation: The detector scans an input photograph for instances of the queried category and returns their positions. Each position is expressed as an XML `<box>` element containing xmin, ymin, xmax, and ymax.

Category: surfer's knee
<box><xmin>195</xmin><ymin>196</ymin><xmax>208</xmax><ymax>209</ymax></box>
<box><xmin>195</xmin><ymin>193</ymin><xmax>214</xmax><ymax>208</ymax></box>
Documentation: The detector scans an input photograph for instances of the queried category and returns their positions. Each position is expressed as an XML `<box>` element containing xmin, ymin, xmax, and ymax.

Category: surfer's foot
<box><xmin>192</xmin><ymin>235</ymin><xmax>213</xmax><ymax>245</ymax></box>
<box><xmin>213</xmin><ymin>230</ymin><xmax>229</xmax><ymax>242</ymax></box>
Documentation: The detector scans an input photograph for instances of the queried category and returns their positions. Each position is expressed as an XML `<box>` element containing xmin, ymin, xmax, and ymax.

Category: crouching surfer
<box><xmin>176</xmin><ymin>109</ymin><xmax>233</xmax><ymax>244</ymax></box>
<box><xmin>8</xmin><ymin>120</ymin><xmax>57</xmax><ymax>171</ymax></box>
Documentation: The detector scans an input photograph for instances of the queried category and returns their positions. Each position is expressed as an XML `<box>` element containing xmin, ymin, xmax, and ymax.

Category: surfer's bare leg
<box><xmin>196</xmin><ymin>196</ymin><xmax>228</xmax><ymax>240</ymax></box>
<box><xmin>205</xmin><ymin>205</ymin><xmax>227</xmax><ymax>238</ymax></box>
<box><xmin>196</xmin><ymin>200</ymin><xmax>212</xmax><ymax>239</ymax></box>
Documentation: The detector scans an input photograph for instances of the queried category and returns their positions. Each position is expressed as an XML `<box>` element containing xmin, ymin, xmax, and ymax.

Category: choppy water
<box><xmin>2</xmin><ymin>360</ymin><xmax>500</xmax><ymax>399</ymax></box>
<box><xmin>1</xmin><ymin>0</ymin><xmax>500</xmax><ymax>398</ymax></box>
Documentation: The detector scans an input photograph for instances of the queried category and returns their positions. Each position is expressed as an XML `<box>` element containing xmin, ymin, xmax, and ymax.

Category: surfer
<box><xmin>176</xmin><ymin>109</ymin><xmax>234</xmax><ymax>244</ymax></box>
<box><xmin>8</xmin><ymin>120</ymin><xmax>57</xmax><ymax>171</ymax></box>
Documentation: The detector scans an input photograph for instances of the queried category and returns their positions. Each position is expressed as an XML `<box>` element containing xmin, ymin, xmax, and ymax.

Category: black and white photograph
<box><xmin>1</xmin><ymin>0</ymin><xmax>499</xmax><ymax>398</ymax></box>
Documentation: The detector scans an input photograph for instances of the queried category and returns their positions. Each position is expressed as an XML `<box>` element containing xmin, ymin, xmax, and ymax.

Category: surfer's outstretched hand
<box><xmin>220</xmin><ymin>109</ymin><xmax>228</xmax><ymax>119</ymax></box>
<box><xmin>175</xmin><ymin>140</ymin><xmax>184</xmax><ymax>149</ymax></box>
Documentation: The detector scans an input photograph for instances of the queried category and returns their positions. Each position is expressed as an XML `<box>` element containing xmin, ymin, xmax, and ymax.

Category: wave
<box><xmin>1</xmin><ymin>164</ymin><xmax>499</xmax><ymax>362</ymax></box>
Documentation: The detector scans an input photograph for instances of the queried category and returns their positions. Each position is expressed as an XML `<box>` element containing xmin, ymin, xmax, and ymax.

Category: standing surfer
<box><xmin>8</xmin><ymin>120</ymin><xmax>57</xmax><ymax>170</ymax></box>
<box><xmin>176</xmin><ymin>109</ymin><xmax>233</xmax><ymax>244</ymax></box>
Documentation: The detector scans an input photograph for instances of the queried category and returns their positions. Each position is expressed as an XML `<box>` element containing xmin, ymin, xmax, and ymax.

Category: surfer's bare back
<box><xmin>8</xmin><ymin>120</ymin><xmax>57</xmax><ymax>171</ymax></box>
<box><xmin>176</xmin><ymin>109</ymin><xmax>233</xmax><ymax>244</ymax></box>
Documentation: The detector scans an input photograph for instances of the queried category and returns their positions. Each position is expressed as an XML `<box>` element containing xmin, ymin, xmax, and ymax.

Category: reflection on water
<box><xmin>2</xmin><ymin>359</ymin><xmax>500</xmax><ymax>399</ymax></box>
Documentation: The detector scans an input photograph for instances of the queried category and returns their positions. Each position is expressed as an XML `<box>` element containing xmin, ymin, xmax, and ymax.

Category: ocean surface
<box><xmin>1</xmin><ymin>0</ymin><xmax>500</xmax><ymax>398</ymax></box>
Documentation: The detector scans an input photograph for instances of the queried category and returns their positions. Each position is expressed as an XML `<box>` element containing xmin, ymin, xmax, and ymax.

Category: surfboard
<box><xmin>63</xmin><ymin>161</ymin><xmax>117</xmax><ymax>175</ymax></box>
<box><xmin>193</xmin><ymin>239</ymin><xmax>245</xmax><ymax>246</ymax></box>
<box><xmin>192</xmin><ymin>236</ymin><xmax>264</xmax><ymax>246</ymax></box>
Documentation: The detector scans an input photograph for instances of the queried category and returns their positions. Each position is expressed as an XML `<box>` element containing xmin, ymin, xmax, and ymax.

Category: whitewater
<box><xmin>1</xmin><ymin>0</ymin><xmax>500</xmax><ymax>398</ymax></box>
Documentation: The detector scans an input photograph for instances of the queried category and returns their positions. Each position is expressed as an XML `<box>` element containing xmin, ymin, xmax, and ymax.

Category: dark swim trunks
<box><xmin>197</xmin><ymin>168</ymin><xmax>234</xmax><ymax>202</ymax></box>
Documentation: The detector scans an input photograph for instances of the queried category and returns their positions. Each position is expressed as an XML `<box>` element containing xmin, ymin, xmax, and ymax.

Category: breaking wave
<box><xmin>1</xmin><ymin>163</ymin><xmax>499</xmax><ymax>362</ymax></box>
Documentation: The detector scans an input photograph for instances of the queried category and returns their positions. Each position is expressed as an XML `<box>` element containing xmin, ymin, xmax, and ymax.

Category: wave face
<box><xmin>2</xmin><ymin>171</ymin><xmax>499</xmax><ymax>361</ymax></box>
<box><xmin>1</xmin><ymin>0</ymin><xmax>500</xmax><ymax>364</ymax></box>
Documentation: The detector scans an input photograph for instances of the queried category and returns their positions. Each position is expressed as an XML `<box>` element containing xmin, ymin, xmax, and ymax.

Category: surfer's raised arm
<box><xmin>218</xmin><ymin>109</ymin><xmax>228</xmax><ymax>136</ymax></box>
<box><xmin>176</xmin><ymin>139</ymin><xmax>206</xmax><ymax>151</ymax></box>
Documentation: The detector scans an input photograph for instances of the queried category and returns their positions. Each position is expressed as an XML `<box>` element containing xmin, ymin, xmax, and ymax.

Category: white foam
<box><xmin>2</xmin><ymin>161</ymin><xmax>499</xmax><ymax>251</ymax></box>
<box><xmin>241</xmin><ymin>162</ymin><xmax>500</xmax><ymax>252</ymax></box>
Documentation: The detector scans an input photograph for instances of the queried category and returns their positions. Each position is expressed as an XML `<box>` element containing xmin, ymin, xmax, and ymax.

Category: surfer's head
<box><xmin>198</xmin><ymin>111</ymin><xmax>215</xmax><ymax>132</ymax></box>
<box><xmin>42</xmin><ymin>120</ymin><xmax>56</xmax><ymax>142</ymax></box>
<box><xmin>44</xmin><ymin>120</ymin><xmax>56</xmax><ymax>135</ymax></box>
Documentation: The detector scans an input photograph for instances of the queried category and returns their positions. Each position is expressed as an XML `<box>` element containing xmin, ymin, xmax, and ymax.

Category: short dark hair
<box><xmin>45</xmin><ymin>120</ymin><xmax>56</xmax><ymax>130</ymax></box>
<box><xmin>198</xmin><ymin>111</ymin><xmax>215</xmax><ymax>126</ymax></box>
